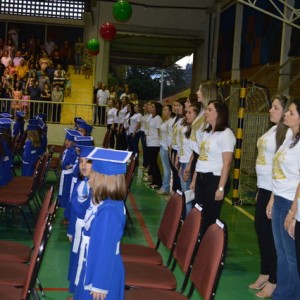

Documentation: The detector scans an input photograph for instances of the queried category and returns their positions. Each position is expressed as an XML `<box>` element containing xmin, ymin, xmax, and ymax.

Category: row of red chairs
<box><xmin>121</xmin><ymin>191</ymin><xmax>227</xmax><ymax>300</ymax></box>
<box><xmin>0</xmin><ymin>187</ymin><xmax>57</xmax><ymax>300</ymax></box>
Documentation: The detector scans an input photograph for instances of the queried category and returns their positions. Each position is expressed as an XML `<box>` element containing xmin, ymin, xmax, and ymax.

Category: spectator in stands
<box><xmin>39</xmin><ymin>52</ymin><xmax>50</xmax><ymax>71</ymax></box>
<box><xmin>2</xmin><ymin>67</ymin><xmax>13</xmax><ymax>88</ymax></box>
<box><xmin>0</xmin><ymin>61</ymin><xmax>5</xmax><ymax>79</ymax></box>
<box><xmin>82</xmin><ymin>49</ymin><xmax>93</xmax><ymax>79</ymax></box>
<box><xmin>74</xmin><ymin>37</ymin><xmax>84</xmax><ymax>74</ymax></box>
<box><xmin>53</xmin><ymin>69</ymin><xmax>65</xmax><ymax>91</ymax></box>
<box><xmin>1</xmin><ymin>50</ymin><xmax>12</xmax><ymax>67</ymax></box>
<box><xmin>4</xmin><ymin>38</ymin><xmax>16</xmax><ymax>59</ymax></box>
<box><xmin>19</xmin><ymin>42</ymin><xmax>29</xmax><ymax>60</ymax></box>
<box><xmin>21</xmin><ymin>89</ymin><xmax>30</xmax><ymax>117</ymax></box>
<box><xmin>38</xmin><ymin>71</ymin><xmax>50</xmax><ymax>92</ymax></box>
<box><xmin>93</xmin><ymin>82</ymin><xmax>102</xmax><ymax>124</ymax></box>
<box><xmin>46</xmin><ymin>60</ymin><xmax>55</xmax><ymax>83</ymax></box>
<box><xmin>28</xmin><ymin>80</ymin><xmax>41</xmax><ymax>119</ymax></box>
<box><xmin>8</xmin><ymin>25</ymin><xmax>19</xmax><ymax>50</ymax></box>
<box><xmin>15</xmin><ymin>59</ymin><xmax>29</xmax><ymax>89</ymax></box>
<box><xmin>44</xmin><ymin>36</ymin><xmax>56</xmax><ymax>57</ymax></box>
<box><xmin>109</xmin><ymin>86</ymin><xmax>117</xmax><ymax>101</ymax></box>
<box><xmin>51</xmin><ymin>50</ymin><xmax>62</xmax><ymax>69</ymax></box>
<box><xmin>12</xmin><ymin>51</ymin><xmax>24</xmax><ymax>67</ymax></box>
<box><xmin>40</xmin><ymin>83</ymin><xmax>51</xmax><ymax>117</ymax></box>
<box><xmin>51</xmin><ymin>83</ymin><xmax>64</xmax><ymax>122</ymax></box>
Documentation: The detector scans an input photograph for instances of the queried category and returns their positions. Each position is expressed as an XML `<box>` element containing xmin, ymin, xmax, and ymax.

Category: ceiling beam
<box><xmin>237</xmin><ymin>0</ymin><xmax>300</xmax><ymax>29</ymax></box>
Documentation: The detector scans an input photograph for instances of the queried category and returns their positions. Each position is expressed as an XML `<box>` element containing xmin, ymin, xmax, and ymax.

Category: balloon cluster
<box><xmin>86</xmin><ymin>1</ymin><xmax>132</xmax><ymax>56</ymax></box>
<box><xmin>87</xmin><ymin>38</ymin><xmax>100</xmax><ymax>56</ymax></box>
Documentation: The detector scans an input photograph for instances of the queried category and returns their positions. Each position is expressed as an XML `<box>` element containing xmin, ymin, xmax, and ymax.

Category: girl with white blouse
<box><xmin>128</xmin><ymin>104</ymin><xmax>142</xmax><ymax>159</ymax></box>
<box><xmin>190</xmin><ymin>101</ymin><xmax>236</xmax><ymax>233</ymax></box>
<box><xmin>146</xmin><ymin>102</ymin><xmax>163</xmax><ymax>189</ymax></box>
<box><xmin>106</xmin><ymin>99</ymin><xmax>117</xmax><ymax>149</ymax></box>
<box><xmin>270</xmin><ymin>98</ymin><xmax>300</xmax><ymax>300</ymax></box>
<box><xmin>249</xmin><ymin>95</ymin><xmax>290</xmax><ymax>298</ymax></box>
<box><xmin>116</xmin><ymin>96</ymin><xmax>129</xmax><ymax>150</ymax></box>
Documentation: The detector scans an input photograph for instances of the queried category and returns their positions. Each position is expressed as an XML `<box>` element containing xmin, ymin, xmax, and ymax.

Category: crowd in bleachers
<box><xmin>0</xmin><ymin>33</ymin><xmax>82</xmax><ymax>121</ymax></box>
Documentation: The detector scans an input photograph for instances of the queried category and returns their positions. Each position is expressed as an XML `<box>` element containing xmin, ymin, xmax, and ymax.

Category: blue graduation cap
<box><xmin>74</xmin><ymin>117</ymin><xmax>83</xmax><ymax>124</ymax></box>
<box><xmin>77</xmin><ymin>145</ymin><xmax>95</xmax><ymax>158</ymax></box>
<box><xmin>16</xmin><ymin>111</ymin><xmax>25</xmax><ymax>118</ymax></box>
<box><xmin>36</xmin><ymin>114</ymin><xmax>47</xmax><ymax>122</ymax></box>
<box><xmin>78</xmin><ymin>121</ymin><xmax>93</xmax><ymax>135</ymax></box>
<box><xmin>86</xmin><ymin>148</ymin><xmax>132</xmax><ymax>175</ymax></box>
<box><xmin>0</xmin><ymin>113</ymin><xmax>12</xmax><ymax>118</ymax></box>
<box><xmin>0</xmin><ymin>118</ymin><xmax>14</xmax><ymax>129</ymax></box>
<box><xmin>36</xmin><ymin>118</ymin><xmax>45</xmax><ymax>130</ymax></box>
<box><xmin>28</xmin><ymin>119</ymin><xmax>39</xmax><ymax>125</ymax></box>
<box><xmin>75</xmin><ymin>135</ymin><xmax>94</xmax><ymax>146</ymax></box>
<box><xmin>27</xmin><ymin>124</ymin><xmax>39</xmax><ymax>131</ymax></box>
<box><xmin>65</xmin><ymin>129</ymin><xmax>83</xmax><ymax>142</ymax></box>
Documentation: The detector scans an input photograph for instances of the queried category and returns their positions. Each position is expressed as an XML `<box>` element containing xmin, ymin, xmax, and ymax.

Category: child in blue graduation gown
<box><xmin>21</xmin><ymin>121</ymin><xmax>41</xmax><ymax>176</ymax></box>
<box><xmin>67</xmin><ymin>145</ymin><xmax>94</xmax><ymax>294</ymax></box>
<box><xmin>74</xmin><ymin>148</ymin><xmax>132</xmax><ymax>300</ymax></box>
<box><xmin>36</xmin><ymin>114</ymin><xmax>48</xmax><ymax>155</ymax></box>
<box><xmin>58</xmin><ymin>129</ymin><xmax>83</xmax><ymax>222</ymax></box>
<box><xmin>12</xmin><ymin>111</ymin><xmax>25</xmax><ymax>137</ymax></box>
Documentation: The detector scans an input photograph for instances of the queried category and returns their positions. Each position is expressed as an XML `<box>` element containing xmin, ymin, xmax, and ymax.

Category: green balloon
<box><xmin>113</xmin><ymin>0</ymin><xmax>132</xmax><ymax>22</ymax></box>
<box><xmin>87</xmin><ymin>39</ymin><xmax>100</xmax><ymax>52</ymax></box>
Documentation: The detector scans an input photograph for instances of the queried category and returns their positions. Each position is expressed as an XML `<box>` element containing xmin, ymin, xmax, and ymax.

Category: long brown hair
<box><xmin>90</xmin><ymin>171</ymin><xmax>126</xmax><ymax>204</ymax></box>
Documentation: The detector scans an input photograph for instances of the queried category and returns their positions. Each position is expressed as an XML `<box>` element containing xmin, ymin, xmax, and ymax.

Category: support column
<box><xmin>191</xmin><ymin>43</ymin><xmax>205</xmax><ymax>92</ymax></box>
<box><xmin>95</xmin><ymin>37</ymin><xmax>110</xmax><ymax>85</ymax></box>
<box><xmin>211</xmin><ymin>1</ymin><xmax>221</xmax><ymax>80</ymax></box>
<box><xmin>278</xmin><ymin>0</ymin><xmax>294</xmax><ymax>93</ymax></box>
<box><xmin>231</xmin><ymin>3</ymin><xmax>243</xmax><ymax>81</ymax></box>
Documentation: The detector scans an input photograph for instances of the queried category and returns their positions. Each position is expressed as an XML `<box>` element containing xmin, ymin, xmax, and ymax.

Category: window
<box><xmin>0</xmin><ymin>0</ymin><xmax>87</xmax><ymax>19</ymax></box>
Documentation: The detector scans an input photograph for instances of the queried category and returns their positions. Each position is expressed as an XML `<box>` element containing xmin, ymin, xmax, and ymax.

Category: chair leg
<box><xmin>17</xmin><ymin>205</ymin><xmax>33</xmax><ymax>235</ymax></box>
<box><xmin>36</xmin><ymin>276</ymin><xmax>46</xmax><ymax>298</ymax></box>
<box><xmin>125</xmin><ymin>203</ymin><xmax>133</xmax><ymax>225</ymax></box>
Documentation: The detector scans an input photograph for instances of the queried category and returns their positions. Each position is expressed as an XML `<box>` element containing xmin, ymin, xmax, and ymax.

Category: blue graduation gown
<box><xmin>12</xmin><ymin>120</ymin><xmax>24</xmax><ymax>137</ymax></box>
<box><xmin>21</xmin><ymin>140</ymin><xmax>39</xmax><ymax>176</ymax></box>
<box><xmin>58</xmin><ymin>147</ymin><xmax>77</xmax><ymax>209</ymax></box>
<box><xmin>67</xmin><ymin>178</ymin><xmax>91</xmax><ymax>293</ymax></box>
<box><xmin>74</xmin><ymin>200</ymin><xmax>126</xmax><ymax>300</ymax></box>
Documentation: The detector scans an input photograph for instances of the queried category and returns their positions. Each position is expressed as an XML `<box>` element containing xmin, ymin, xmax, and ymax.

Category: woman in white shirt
<box><xmin>128</xmin><ymin>104</ymin><xmax>142</xmax><ymax>159</ymax></box>
<box><xmin>170</xmin><ymin>98</ymin><xmax>186</xmax><ymax>193</ymax></box>
<box><xmin>140</xmin><ymin>103</ymin><xmax>149</xmax><ymax>170</ymax></box>
<box><xmin>270</xmin><ymin>98</ymin><xmax>300</xmax><ymax>300</ymax></box>
<box><xmin>146</xmin><ymin>101</ymin><xmax>163</xmax><ymax>189</ymax></box>
<box><xmin>116</xmin><ymin>96</ymin><xmax>129</xmax><ymax>150</ymax></box>
<box><xmin>106</xmin><ymin>99</ymin><xmax>117</xmax><ymax>148</ymax></box>
<box><xmin>157</xmin><ymin>105</ymin><xmax>174</xmax><ymax>195</ymax></box>
<box><xmin>190</xmin><ymin>100</ymin><xmax>236</xmax><ymax>232</ymax></box>
<box><xmin>249</xmin><ymin>95</ymin><xmax>289</xmax><ymax>298</ymax></box>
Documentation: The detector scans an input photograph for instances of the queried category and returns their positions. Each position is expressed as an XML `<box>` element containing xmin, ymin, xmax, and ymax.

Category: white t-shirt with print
<box><xmin>178</xmin><ymin>125</ymin><xmax>193</xmax><ymax>163</ymax></box>
<box><xmin>146</xmin><ymin>115</ymin><xmax>163</xmax><ymax>147</ymax></box>
<box><xmin>106</xmin><ymin>107</ymin><xmax>117</xmax><ymax>125</ymax></box>
<box><xmin>160</xmin><ymin>118</ymin><xmax>172</xmax><ymax>150</ymax></box>
<box><xmin>195</xmin><ymin>128</ymin><xmax>236</xmax><ymax>176</ymax></box>
<box><xmin>129</xmin><ymin>113</ymin><xmax>142</xmax><ymax>134</ymax></box>
<box><xmin>272</xmin><ymin>135</ymin><xmax>300</xmax><ymax>201</ymax></box>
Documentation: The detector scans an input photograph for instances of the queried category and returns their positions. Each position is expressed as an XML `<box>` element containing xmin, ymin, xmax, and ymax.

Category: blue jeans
<box><xmin>179</xmin><ymin>162</ymin><xmax>192</xmax><ymax>216</ymax></box>
<box><xmin>272</xmin><ymin>196</ymin><xmax>300</xmax><ymax>300</ymax></box>
<box><xmin>159</xmin><ymin>146</ymin><xmax>170</xmax><ymax>193</ymax></box>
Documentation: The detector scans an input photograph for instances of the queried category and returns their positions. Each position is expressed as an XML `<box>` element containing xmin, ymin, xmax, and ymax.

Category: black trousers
<box><xmin>194</xmin><ymin>172</ymin><xmax>230</xmax><ymax>233</ymax></box>
<box><xmin>255</xmin><ymin>188</ymin><xmax>277</xmax><ymax>283</ymax></box>
<box><xmin>170</xmin><ymin>149</ymin><xmax>181</xmax><ymax>193</ymax></box>
<box><xmin>107</xmin><ymin>124</ymin><xmax>116</xmax><ymax>149</ymax></box>
<box><xmin>147</xmin><ymin>146</ymin><xmax>162</xmax><ymax>186</ymax></box>
<box><xmin>140</xmin><ymin>131</ymin><xmax>149</xmax><ymax>168</ymax></box>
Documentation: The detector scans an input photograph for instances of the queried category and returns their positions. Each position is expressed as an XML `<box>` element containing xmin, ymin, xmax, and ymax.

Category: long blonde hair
<box><xmin>90</xmin><ymin>171</ymin><xmax>126</xmax><ymax>204</ymax></box>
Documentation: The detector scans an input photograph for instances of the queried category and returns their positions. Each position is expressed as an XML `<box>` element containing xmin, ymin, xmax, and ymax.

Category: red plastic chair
<box><xmin>0</xmin><ymin>187</ymin><xmax>53</xmax><ymax>263</ymax></box>
<box><xmin>121</xmin><ymin>190</ymin><xmax>184</xmax><ymax>266</ymax></box>
<box><xmin>124</xmin><ymin>206</ymin><xmax>202</xmax><ymax>292</ymax></box>
<box><xmin>125</xmin><ymin>222</ymin><xmax>227</xmax><ymax>300</ymax></box>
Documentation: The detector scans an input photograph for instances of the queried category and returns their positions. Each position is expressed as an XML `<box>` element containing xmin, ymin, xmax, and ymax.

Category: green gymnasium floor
<box><xmin>0</xmin><ymin>166</ymin><xmax>262</xmax><ymax>300</ymax></box>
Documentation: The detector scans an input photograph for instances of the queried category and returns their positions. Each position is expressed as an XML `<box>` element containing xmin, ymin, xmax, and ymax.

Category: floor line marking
<box><xmin>128</xmin><ymin>192</ymin><xmax>155</xmax><ymax>248</ymax></box>
<box><xmin>224</xmin><ymin>197</ymin><xmax>255</xmax><ymax>221</ymax></box>
<box><xmin>41</xmin><ymin>288</ymin><xmax>69</xmax><ymax>291</ymax></box>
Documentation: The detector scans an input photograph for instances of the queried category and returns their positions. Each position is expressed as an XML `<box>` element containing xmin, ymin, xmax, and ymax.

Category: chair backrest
<box><xmin>37</xmin><ymin>152</ymin><xmax>52</xmax><ymax>188</ymax></box>
<box><xmin>22</xmin><ymin>197</ymin><xmax>57</xmax><ymax>300</ymax></box>
<box><xmin>190</xmin><ymin>223</ymin><xmax>227</xmax><ymax>300</ymax></box>
<box><xmin>33</xmin><ymin>187</ymin><xmax>53</xmax><ymax>246</ymax></box>
<box><xmin>125</xmin><ymin>153</ymin><xmax>138</xmax><ymax>193</ymax></box>
<box><xmin>157</xmin><ymin>191</ymin><xmax>184</xmax><ymax>250</ymax></box>
<box><xmin>21</xmin><ymin>209</ymin><xmax>49</xmax><ymax>299</ymax></box>
<box><xmin>172</xmin><ymin>206</ymin><xmax>202</xmax><ymax>273</ymax></box>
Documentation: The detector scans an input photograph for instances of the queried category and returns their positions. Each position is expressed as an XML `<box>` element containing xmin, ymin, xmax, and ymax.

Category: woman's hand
<box><xmin>90</xmin><ymin>291</ymin><xmax>107</xmax><ymax>300</ymax></box>
<box><xmin>288</xmin><ymin>219</ymin><xmax>296</xmax><ymax>239</ymax></box>
<box><xmin>215</xmin><ymin>189</ymin><xmax>224</xmax><ymax>201</ymax></box>
<box><xmin>266</xmin><ymin>195</ymin><xmax>274</xmax><ymax>219</ymax></box>
<box><xmin>183</xmin><ymin>166</ymin><xmax>190</xmax><ymax>182</ymax></box>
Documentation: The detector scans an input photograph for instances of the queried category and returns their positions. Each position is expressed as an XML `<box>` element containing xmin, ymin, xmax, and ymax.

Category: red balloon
<box><xmin>88</xmin><ymin>49</ymin><xmax>99</xmax><ymax>56</ymax></box>
<box><xmin>100</xmin><ymin>22</ymin><xmax>117</xmax><ymax>41</ymax></box>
